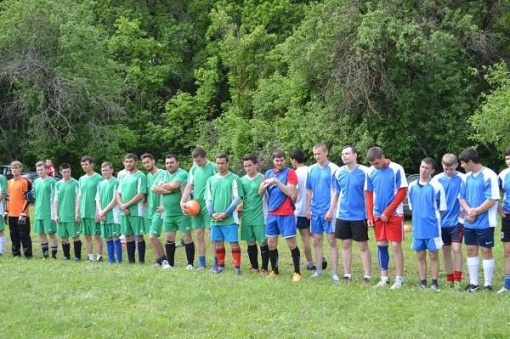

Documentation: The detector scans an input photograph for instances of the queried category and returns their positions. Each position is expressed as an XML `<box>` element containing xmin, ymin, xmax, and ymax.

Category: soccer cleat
<box><xmin>332</xmin><ymin>274</ymin><xmax>340</xmax><ymax>283</ymax></box>
<box><xmin>322</xmin><ymin>257</ymin><xmax>328</xmax><ymax>270</ymax></box>
<box><xmin>233</xmin><ymin>268</ymin><xmax>241</xmax><ymax>275</ymax></box>
<box><xmin>250</xmin><ymin>267</ymin><xmax>260</xmax><ymax>273</ymax></box>
<box><xmin>374</xmin><ymin>279</ymin><xmax>390</xmax><ymax>288</ymax></box>
<box><xmin>292</xmin><ymin>272</ymin><xmax>302</xmax><ymax>283</ymax></box>
<box><xmin>267</xmin><ymin>271</ymin><xmax>279</xmax><ymax>279</ymax></box>
<box><xmin>311</xmin><ymin>272</ymin><xmax>323</xmax><ymax>278</ymax></box>
<box><xmin>431</xmin><ymin>284</ymin><xmax>440</xmax><ymax>292</ymax></box>
<box><xmin>418</xmin><ymin>284</ymin><xmax>427</xmax><ymax>290</ymax></box>
<box><xmin>497</xmin><ymin>287</ymin><xmax>509</xmax><ymax>294</ymax></box>
<box><xmin>361</xmin><ymin>277</ymin><xmax>371</xmax><ymax>286</ymax></box>
<box><xmin>97</xmin><ymin>256</ymin><xmax>103</xmax><ymax>263</ymax></box>
<box><xmin>161</xmin><ymin>260</ymin><xmax>172</xmax><ymax>270</ymax></box>
<box><xmin>196</xmin><ymin>265</ymin><xmax>206</xmax><ymax>271</ymax></box>
<box><xmin>306</xmin><ymin>264</ymin><xmax>316</xmax><ymax>271</ymax></box>
<box><xmin>185</xmin><ymin>264</ymin><xmax>194</xmax><ymax>271</ymax></box>
<box><xmin>259</xmin><ymin>269</ymin><xmax>268</xmax><ymax>277</ymax></box>
<box><xmin>483</xmin><ymin>285</ymin><xmax>493</xmax><ymax>292</ymax></box>
<box><xmin>390</xmin><ymin>280</ymin><xmax>403</xmax><ymax>290</ymax></box>
<box><xmin>465</xmin><ymin>284</ymin><xmax>480</xmax><ymax>292</ymax></box>
<box><xmin>211</xmin><ymin>266</ymin><xmax>224</xmax><ymax>274</ymax></box>
<box><xmin>341</xmin><ymin>276</ymin><xmax>352</xmax><ymax>284</ymax></box>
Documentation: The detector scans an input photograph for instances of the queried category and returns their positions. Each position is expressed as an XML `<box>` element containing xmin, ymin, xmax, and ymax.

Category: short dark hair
<box><xmin>289</xmin><ymin>150</ymin><xmax>305</xmax><ymax>164</ymax></box>
<box><xmin>192</xmin><ymin>147</ymin><xmax>207</xmax><ymax>159</ymax></box>
<box><xmin>141</xmin><ymin>153</ymin><xmax>154</xmax><ymax>160</ymax></box>
<box><xmin>421</xmin><ymin>157</ymin><xmax>437</xmax><ymax>169</ymax></box>
<box><xmin>165</xmin><ymin>154</ymin><xmax>179</xmax><ymax>162</ymax></box>
<box><xmin>367</xmin><ymin>147</ymin><xmax>384</xmax><ymax>162</ymax></box>
<box><xmin>343</xmin><ymin>145</ymin><xmax>358</xmax><ymax>154</ymax></box>
<box><xmin>242</xmin><ymin>154</ymin><xmax>258</xmax><ymax>164</ymax></box>
<box><xmin>458</xmin><ymin>148</ymin><xmax>480</xmax><ymax>164</ymax></box>
<box><xmin>59</xmin><ymin>163</ymin><xmax>71</xmax><ymax>170</ymax></box>
<box><xmin>123</xmin><ymin>153</ymin><xmax>138</xmax><ymax>161</ymax></box>
<box><xmin>216</xmin><ymin>152</ymin><xmax>229</xmax><ymax>162</ymax></box>
<box><xmin>272</xmin><ymin>149</ymin><xmax>285</xmax><ymax>159</ymax></box>
<box><xmin>505</xmin><ymin>148</ymin><xmax>510</xmax><ymax>157</ymax></box>
<box><xmin>80</xmin><ymin>155</ymin><xmax>94</xmax><ymax>164</ymax></box>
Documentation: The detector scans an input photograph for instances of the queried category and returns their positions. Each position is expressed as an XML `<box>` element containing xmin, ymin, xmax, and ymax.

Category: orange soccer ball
<box><xmin>404</xmin><ymin>224</ymin><xmax>412</xmax><ymax>233</ymax></box>
<box><xmin>184</xmin><ymin>200</ymin><xmax>201</xmax><ymax>216</ymax></box>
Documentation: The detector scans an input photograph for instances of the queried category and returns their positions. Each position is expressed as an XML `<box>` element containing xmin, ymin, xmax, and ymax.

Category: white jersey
<box><xmin>294</xmin><ymin>165</ymin><xmax>309</xmax><ymax>217</ymax></box>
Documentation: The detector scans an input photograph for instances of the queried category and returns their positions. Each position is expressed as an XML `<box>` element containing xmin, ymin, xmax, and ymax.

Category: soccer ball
<box><xmin>184</xmin><ymin>200</ymin><xmax>201</xmax><ymax>216</ymax></box>
<box><xmin>404</xmin><ymin>224</ymin><xmax>412</xmax><ymax>232</ymax></box>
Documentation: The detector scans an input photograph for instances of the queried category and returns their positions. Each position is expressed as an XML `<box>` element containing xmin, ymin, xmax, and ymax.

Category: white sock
<box><xmin>0</xmin><ymin>236</ymin><xmax>5</xmax><ymax>254</ymax></box>
<box><xmin>483</xmin><ymin>259</ymin><xmax>495</xmax><ymax>286</ymax></box>
<box><xmin>381</xmin><ymin>276</ymin><xmax>389</xmax><ymax>282</ymax></box>
<box><xmin>395</xmin><ymin>276</ymin><xmax>404</xmax><ymax>283</ymax></box>
<box><xmin>88</xmin><ymin>253</ymin><xmax>94</xmax><ymax>260</ymax></box>
<box><xmin>467</xmin><ymin>256</ymin><xmax>479</xmax><ymax>285</ymax></box>
<box><xmin>97</xmin><ymin>254</ymin><xmax>103</xmax><ymax>260</ymax></box>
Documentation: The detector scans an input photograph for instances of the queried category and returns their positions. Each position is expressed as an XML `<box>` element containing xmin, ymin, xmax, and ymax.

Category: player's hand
<box><xmin>324</xmin><ymin>210</ymin><xmax>333</xmax><ymax>222</ymax></box>
<box><xmin>123</xmin><ymin>209</ymin><xmax>130</xmax><ymax>215</ymax></box>
<box><xmin>305</xmin><ymin>210</ymin><xmax>311</xmax><ymax>220</ymax></box>
<box><xmin>55</xmin><ymin>216</ymin><xmax>60</xmax><ymax>224</ymax></box>
<box><xmin>367</xmin><ymin>219</ymin><xmax>374</xmax><ymax>227</ymax></box>
<box><xmin>499</xmin><ymin>211</ymin><xmax>507</xmax><ymax>218</ymax></box>
<box><xmin>180</xmin><ymin>202</ymin><xmax>188</xmax><ymax>214</ymax></box>
<box><xmin>156</xmin><ymin>206</ymin><xmax>164</xmax><ymax>213</ymax></box>
<box><xmin>380</xmin><ymin>214</ymin><xmax>388</xmax><ymax>223</ymax></box>
<box><xmin>75</xmin><ymin>215</ymin><xmax>81</xmax><ymax>223</ymax></box>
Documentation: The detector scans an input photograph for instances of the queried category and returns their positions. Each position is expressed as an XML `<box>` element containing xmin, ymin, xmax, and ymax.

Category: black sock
<box><xmin>420</xmin><ymin>279</ymin><xmax>427</xmax><ymax>286</ymax></box>
<box><xmin>137</xmin><ymin>240</ymin><xmax>146</xmax><ymax>264</ymax></box>
<box><xmin>62</xmin><ymin>243</ymin><xmax>70</xmax><ymax>259</ymax></box>
<box><xmin>260</xmin><ymin>244</ymin><xmax>269</xmax><ymax>271</ymax></box>
<box><xmin>291</xmin><ymin>247</ymin><xmax>301</xmax><ymax>274</ymax></box>
<box><xmin>247</xmin><ymin>244</ymin><xmax>259</xmax><ymax>269</ymax></box>
<box><xmin>165</xmin><ymin>241</ymin><xmax>176</xmax><ymax>267</ymax></box>
<box><xmin>41</xmin><ymin>242</ymin><xmax>49</xmax><ymax>258</ymax></box>
<box><xmin>51</xmin><ymin>245</ymin><xmax>58</xmax><ymax>258</ymax></box>
<box><xmin>73</xmin><ymin>240</ymin><xmax>82</xmax><ymax>260</ymax></box>
<box><xmin>269</xmin><ymin>249</ymin><xmax>279</xmax><ymax>274</ymax></box>
<box><xmin>432</xmin><ymin>279</ymin><xmax>438</xmax><ymax>286</ymax></box>
<box><xmin>185</xmin><ymin>242</ymin><xmax>195</xmax><ymax>266</ymax></box>
<box><xmin>127</xmin><ymin>241</ymin><xmax>136</xmax><ymax>263</ymax></box>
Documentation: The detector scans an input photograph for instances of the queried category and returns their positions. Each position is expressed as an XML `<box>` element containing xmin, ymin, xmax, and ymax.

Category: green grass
<box><xmin>1</xmin><ymin>230</ymin><xmax>510</xmax><ymax>338</ymax></box>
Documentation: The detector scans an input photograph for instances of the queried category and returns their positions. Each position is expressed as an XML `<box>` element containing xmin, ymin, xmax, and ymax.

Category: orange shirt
<box><xmin>7</xmin><ymin>177</ymin><xmax>30</xmax><ymax>217</ymax></box>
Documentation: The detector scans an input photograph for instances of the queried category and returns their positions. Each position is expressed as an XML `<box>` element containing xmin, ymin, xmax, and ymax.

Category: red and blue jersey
<box><xmin>265</xmin><ymin>167</ymin><xmax>297</xmax><ymax>216</ymax></box>
<box><xmin>408</xmin><ymin>180</ymin><xmax>446</xmax><ymax>239</ymax></box>
<box><xmin>432</xmin><ymin>172</ymin><xmax>466</xmax><ymax>228</ymax></box>
<box><xmin>365</xmin><ymin>161</ymin><xmax>408</xmax><ymax>216</ymax></box>
<box><xmin>333</xmin><ymin>165</ymin><xmax>368</xmax><ymax>221</ymax></box>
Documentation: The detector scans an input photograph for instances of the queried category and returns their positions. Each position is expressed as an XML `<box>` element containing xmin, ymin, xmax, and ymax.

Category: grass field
<box><xmin>1</xmin><ymin>226</ymin><xmax>510</xmax><ymax>338</ymax></box>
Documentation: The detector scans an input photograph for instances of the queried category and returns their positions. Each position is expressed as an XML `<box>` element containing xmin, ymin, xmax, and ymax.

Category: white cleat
<box><xmin>161</xmin><ymin>260</ymin><xmax>173</xmax><ymax>270</ymax></box>
<box><xmin>185</xmin><ymin>264</ymin><xmax>194</xmax><ymax>271</ymax></box>
<box><xmin>390</xmin><ymin>280</ymin><xmax>403</xmax><ymax>290</ymax></box>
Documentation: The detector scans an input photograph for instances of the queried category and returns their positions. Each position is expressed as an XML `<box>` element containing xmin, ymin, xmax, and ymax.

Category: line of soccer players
<box><xmin>1</xmin><ymin>145</ymin><xmax>510</xmax><ymax>292</ymax></box>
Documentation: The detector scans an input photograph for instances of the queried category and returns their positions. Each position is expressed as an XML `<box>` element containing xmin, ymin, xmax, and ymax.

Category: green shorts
<box><xmin>120</xmin><ymin>215</ymin><xmax>144</xmax><ymax>237</ymax></box>
<box><xmin>241</xmin><ymin>224</ymin><xmax>266</xmax><ymax>243</ymax></box>
<box><xmin>163</xmin><ymin>214</ymin><xmax>192</xmax><ymax>233</ymax></box>
<box><xmin>191</xmin><ymin>208</ymin><xmax>212</xmax><ymax>230</ymax></box>
<box><xmin>57</xmin><ymin>222</ymin><xmax>81</xmax><ymax>238</ymax></box>
<box><xmin>101</xmin><ymin>223</ymin><xmax>121</xmax><ymax>239</ymax></box>
<box><xmin>148</xmin><ymin>213</ymin><xmax>163</xmax><ymax>237</ymax></box>
<box><xmin>81</xmin><ymin>218</ymin><xmax>101</xmax><ymax>236</ymax></box>
<box><xmin>34</xmin><ymin>219</ymin><xmax>57</xmax><ymax>235</ymax></box>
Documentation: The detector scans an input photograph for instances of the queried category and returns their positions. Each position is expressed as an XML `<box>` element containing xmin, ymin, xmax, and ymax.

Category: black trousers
<box><xmin>8</xmin><ymin>216</ymin><xmax>33</xmax><ymax>257</ymax></box>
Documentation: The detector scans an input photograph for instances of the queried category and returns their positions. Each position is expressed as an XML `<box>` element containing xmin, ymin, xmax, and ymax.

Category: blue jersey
<box><xmin>408</xmin><ymin>180</ymin><xmax>446</xmax><ymax>239</ymax></box>
<box><xmin>460</xmin><ymin>167</ymin><xmax>500</xmax><ymax>229</ymax></box>
<box><xmin>365</xmin><ymin>161</ymin><xmax>408</xmax><ymax>217</ymax></box>
<box><xmin>499</xmin><ymin>168</ymin><xmax>510</xmax><ymax>213</ymax></box>
<box><xmin>333</xmin><ymin>165</ymin><xmax>368</xmax><ymax>221</ymax></box>
<box><xmin>432</xmin><ymin>172</ymin><xmax>466</xmax><ymax>228</ymax></box>
<box><xmin>306</xmin><ymin>162</ymin><xmax>339</xmax><ymax>215</ymax></box>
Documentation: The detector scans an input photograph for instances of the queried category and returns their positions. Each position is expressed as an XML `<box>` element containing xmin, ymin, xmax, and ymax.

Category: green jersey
<box><xmin>205</xmin><ymin>172</ymin><xmax>243</xmax><ymax>226</ymax></box>
<box><xmin>55</xmin><ymin>178</ymin><xmax>79</xmax><ymax>222</ymax></box>
<box><xmin>79</xmin><ymin>172</ymin><xmax>102</xmax><ymax>218</ymax></box>
<box><xmin>117</xmin><ymin>170</ymin><xmax>147</xmax><ymax>217</ymax></box>
<box><xmin>96</xmin><ymin>177</ymin><xmax>119</xmax><ymax>224</ymax></box>
<box><xmin>188</xmin><ymin>161</ymin><xmax>217</xmax><ymax>204</ymax></box>
<box><xmin>161</xmin><ymin>168</ymin><xmax>188</xmax><ymax>217</ymax></box>
<box><xmin>34</xmin><ymin>177</ymin><xmax>56</xmax><ymax>220</ymax></box>
<box><xmin>146</xmin><ymin>168</ymin><xmax>165</xmax><ymax>218</ymax></box>
<box><xmin>0</xmin><ymin>175</ymin><xmax>6</xmax><ymax>215</ymax></box>
<box><xmin>241</xmin><ymin>173</ymin><xmax>265</xmax><ymax>226</ymax></box>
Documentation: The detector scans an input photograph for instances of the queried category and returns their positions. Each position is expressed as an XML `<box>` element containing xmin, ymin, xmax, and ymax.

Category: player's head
<box><xmin>272</xmin><ymin>149</ymin><xmax>286</xmax><ymax>170</ymax></box>
<box><xmin>419</xmin><ymin>157</ymin><xmax>436</xmax><ymax>180</ymax></box>
<box><xmin>289</xmin><ymin>150</ymin><xmax>305</xmax><ymax>169</ymax></box>
<box><xmin>192</xmin><ymin>147</ymin><xmax>207</xmax><ymax>167</ymax></box>
<box><xmin>165</xmin><ymin>154</ymin><xmax>180</xmax><ymax>173</ymax></box>
<box><xmin>59</xmin><ymin>163</ymin><xmax>72</xmax><ymax>180</ymax></box>
<box><xmin>45</xmin><ymin>159</ymin><xmax>53</xmax><ymax>167</ymax></box>
<box><xmin>101</xmin><ymin>161</ymin><xmax>114</xmax><ymax>178</ymax></box>
<box><xmin>141</xmin><ymin>153</ymin><xmax>155</xmax><ymax>172</ymax></box>
<box><xmin>35</xmin><ymin>160</ymin><xmax>48</xmax><ymax>178</ymax></box>
<box><xmin>505</xmin><ymin>148</ymin><xmax>510</xmax><ymax>168</ymax></box>
<box><xmin>367</xmin><ymin>147</ymin><xmax>386</xmax><ymax>169</ymax></box>
<box><xmin>80</xmin><ymin>155</ymin><xmax>94</xmax><ymax>174</ymax></box>
<box><xmin>312</xmin><ymin>143</ymin><xmax>329</xmax><ymax>165</ymax></box>
<box><xmin>10</xmin><ymin>161</ymin><xmax>23</xmax><ymax>176</ymax></box>
<box><xmin>215</xmin><ymin>153</ymin><xmax>229</xmax><ymax>174</ymax></box>
<box><xmin>441</xmin><ymin>153</ymin><xmax>458</xmax><ymax>177</ymax></box>
<box><xmin>341</xmin><ymin>145</ymin><xmax>358</xmax><ymax>165</ymax></box>
<box><xmin>242</xmin><ymin>154</ymin><xmax>258</xmax><ymax>176</ymax></box>
<box><xmin>123</xmin><ymin>153</ymin><xmax>138</xmax><ymax>172</ymax></box>
<box><xmin>458</xmin><ymin>147</ymin><xmax>480</xmax><ymax>172</ymax></box>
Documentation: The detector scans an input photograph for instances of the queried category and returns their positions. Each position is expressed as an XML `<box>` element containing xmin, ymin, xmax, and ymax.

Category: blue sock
<box><xmin>199</xmin><ymin>255</ymin><xmax>206</xmax><ymax>267</ymax></box>
<box><xmin>106</xmin><ymin>240</ymin><xmax>115</xmax><ymax>263</ymax></box>
<box><xmin>377</xmin><ymin>245</ymin><xmax>389</xmax><ymax>271</ymax></box>
<box><xmin>114</xmin><ymin>239</ymin><xmax>123</xmax><ymax>263</ymax></box>
<box><xmin>505</xmin><ymin>274</ymin><xmax>510</xmax><ymax>289</ymax></box>
<box><xmin>214</xmin><ymin>256</ymin><xmax>218</xmax><ymax>269</ymax></box>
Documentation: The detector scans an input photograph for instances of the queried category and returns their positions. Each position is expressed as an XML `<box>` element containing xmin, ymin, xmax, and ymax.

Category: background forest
<box><xmin>1</xmin><ymin>0</ymin><xmax>509</xmax><ymax>173</ymax></box>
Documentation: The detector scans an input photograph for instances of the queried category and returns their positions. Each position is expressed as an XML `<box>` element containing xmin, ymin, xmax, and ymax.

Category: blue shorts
<box><xmin>210</xmin><ymin>224</ymin><xmax>239</xmax><ymax>243</ymax></box>
<box><xmin>310</xmin><ymin>213</ymin><xmax>333</xmax><ymax>234</ymax></box>
<box><xmin>441</xmin><ymin>223</ymin><xmax>464</xmax><ymax>246</ymax></box>
<box><xmin>464</xmin><ymin>227</ymin><xmax>494</xmax><ymax>248</ymax></box>
<box><xmin>412</xmin><ymin>237</ymin><xmax>443</xmax><ymax>252</ymax></box>
<box><xmin>266</xmin><ymin>215</ymin><xmax>296</xmax><ymax>238</ymax></box>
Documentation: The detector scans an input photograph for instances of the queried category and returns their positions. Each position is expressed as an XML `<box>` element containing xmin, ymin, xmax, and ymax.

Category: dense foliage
<box><xmin>1</xmin><ymin>0</ymin><xmax>509</xmax><ymax>172</ymax></box>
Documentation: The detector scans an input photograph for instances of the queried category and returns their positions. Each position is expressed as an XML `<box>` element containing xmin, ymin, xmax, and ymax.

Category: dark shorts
<box><xmin>295</xmin><ymin>216</ymin><xmax>310</xmax><ymax>230</ymax></box>
<box><xmin>464</xmin><ymin>227</ymin><xmax>494</xmax><ymax>248</ymax></box>
<box><xmin>501</xmin><ymin>214</ymin><xmax>510</xmax><ymax>242</ymax></box>
<box><xmin>335</xmin><ymin>219</ymin><xmax>369</xmax><ymax>242</ymax></box>
<box><xmin>441</xmin><ymin>223</ymin><xmax>464</xmax><ymax>246</ymax></box>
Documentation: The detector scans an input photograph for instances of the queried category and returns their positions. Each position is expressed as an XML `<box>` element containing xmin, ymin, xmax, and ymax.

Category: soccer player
<box><xmin>205</xmin><ymin>153</ymin><xmax>243</xmax><ymax>274</ymax></box>
<box><xmin>432</xmin><ymin>154</ymin><xmax>466</xmax><ymax>289</ymax></box>
<box><xmin>141</xmin><ymin>153</ymin><xmax>166</xmax><ymax>266</ymax></box>
<box><xmin>33</xmin><ymin>161</ymin><xmax>58</xmax><ymax>259</ymax></box>
<box><xmin>289</xmin><ymin>150</ymin><xmax>315</xmax><ymax>271</ymax></box>
<box><xmin>408</xmin><ymin>158</ymin><xmax>446</xmax><ymax>290</ymax></box>
<box><xmin>77</xmin><ymin>156</ymin><xmax>103</xmax><ymax>261</ymax></box>
<box><xmin>327</xmin><ymin>146</ymin><xmax>371</xmax><ymax>284</ymax></box>
<box><xmin>459</xmin><ymin>148</ymin><xmax>500</xmax><ymax>292</ymax></box>
<box><xmin>259</xmin><ymin>149</ymin><xmax>302</xmax><ymax>282</ymax></box>
<box><xmin>306</xmin><ymin>144</ymin><xmax>339</xmax><ymax>282</ymax></box>
<box><xmin>54</xmin><ymin>163</ymin><xmax>82</xmax><ymax>261</ymax></box>
<box><xmin>180</xmin><ymin>147</ymin><xmax>217</xmax><ymax>270</ymax></box>
<box><xmin>0</xmin><ymin>172</ymin><xmax>7</xmax><ymax>255</ymax></box>
<box><xmin>153</xmin><ymin>154</ymin><xmax>195</xmax><ymax>269</ymax></box>
<box><xmin>116</xmin><ymin>153</ymin><xmax>147</xmax><ymax>264</ymax></box>
<box><xmin>498</xmin><ymin>148</ymin><xmax>510</xmax><ymax>294</ymax></box>
<box><xmin>365</xmin><ymin>146</ymin><xmax>408</xmax><ymax>289</ymax></box>
<box><xmin>96</xmin><ymin>162</ymin><xmax>122</xmax><ymax>264</ymax></box>
<box><xmin>46</xmin><ymin>159</ymin><xmax>56</xmax><ymax>178</ymax></box>
<box><xmin>240</xmin><ymin>154</ymin><xmax>268</xmax><ymax>273</ymax></box>
<box><xmin>6</xmin><ymin>161</ymin><xmax>33</xmax><ymax>257</ymax></box>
